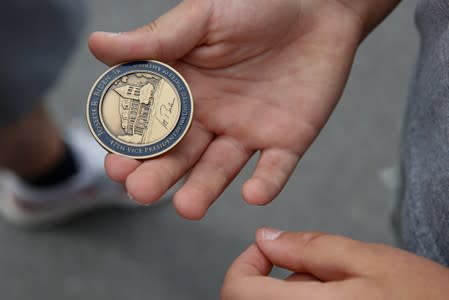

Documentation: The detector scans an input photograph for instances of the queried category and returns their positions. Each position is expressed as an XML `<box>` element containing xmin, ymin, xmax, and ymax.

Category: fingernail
<box><xmin>261</xmin><ymin>227</ymin><xmax>283</xmax><ymax>241</ymax></box>
<box><xmin>127</xmin><ymin>192</ymin><xmax>135</xmax><ymax>201</ymax></box>
<box><xmin>98</xmin><ymin>31</ymin><xmax>123</xmax><ymax>37</ymax></box>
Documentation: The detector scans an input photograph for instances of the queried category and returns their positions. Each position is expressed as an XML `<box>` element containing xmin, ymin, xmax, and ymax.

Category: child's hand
<box><xmin>89</xmin><ymin>0</ymin><xmax>363</xmax><ymax>219</ymax></box>
<box><xmin>222</xmin><ymin>228</ymin><xmax>449</xmax><ymax>299</ymax></box>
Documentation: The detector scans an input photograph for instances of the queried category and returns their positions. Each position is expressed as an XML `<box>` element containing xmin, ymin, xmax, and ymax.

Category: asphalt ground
<box><xmin>0</xmin><ymin>1</ymin><xmax>418</xmax><ymax>299</ymax></box>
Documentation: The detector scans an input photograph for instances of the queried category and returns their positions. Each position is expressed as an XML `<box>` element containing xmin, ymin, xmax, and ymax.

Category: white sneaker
<box><xmin>0</xmin><ymin>125</ymin><xmax>177</xmax><ymax>227</ymax></box>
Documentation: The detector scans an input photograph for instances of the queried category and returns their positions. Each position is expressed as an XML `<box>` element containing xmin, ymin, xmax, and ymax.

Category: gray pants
<box><xmin>0</xmin><ymin>0</ymin><xmax>85</xmax><ymax>127</ymax></box>
<box><xmin>398</xmin><ymin>0</ymin><xmax>449</xmax><ymax>266</ymax></box>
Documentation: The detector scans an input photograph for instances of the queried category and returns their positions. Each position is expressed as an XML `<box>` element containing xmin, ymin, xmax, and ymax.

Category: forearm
<box><xmin>339</xmin><ymin>0</ymin><xmax>402</xmax><ymax>39</ymax></box>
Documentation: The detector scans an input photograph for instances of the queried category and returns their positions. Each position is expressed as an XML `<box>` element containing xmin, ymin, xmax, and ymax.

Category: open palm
<box><xmin>89</xmin><ymin>0</ymin><xmax>362</xmax><ymax>219</ymax></box>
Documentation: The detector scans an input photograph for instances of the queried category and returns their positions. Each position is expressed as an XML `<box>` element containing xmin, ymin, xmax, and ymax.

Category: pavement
<box><xmin>0</xmin><ymin>1</ymin><xmax>419</xmax><ymax>299</ymax></box>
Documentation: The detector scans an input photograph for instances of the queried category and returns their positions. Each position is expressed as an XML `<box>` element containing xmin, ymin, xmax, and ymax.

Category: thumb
<box><xmin>88</xmin><ymin>0</ymin><xmax>212</xmax><ymax>66</ymax></box>
<box><xmin>256</xmin><ymin>228</ymin><xmax>373</xmax><ymax>281</ymax></box>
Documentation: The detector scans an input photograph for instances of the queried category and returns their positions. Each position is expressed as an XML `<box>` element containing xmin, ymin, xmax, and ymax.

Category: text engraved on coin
<box><xmin>87</xmin><ymin>60</ymin><xmax>193</xmax><ymax>159</ymax></box>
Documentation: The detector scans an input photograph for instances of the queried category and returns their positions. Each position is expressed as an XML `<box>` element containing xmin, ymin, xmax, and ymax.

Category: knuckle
<box><xmin>296</xmin><ymin>231</ymin><xmax>327</xmax><ymax>248</ymax></box>
<box><xmin>135</xmin><ymin>20</ymin><xmax>164</xmax><ymax>58</ymax></box>
<box><xmin>139</xmin><ymin>20</ymin><xmax>158</xmax><ymax>33</ymax></box>
<box><xmin>293</xmin><ymin>232</ymin><xmax>359</xmax><ymax>253</ymax></box>
<box><xmin>191</xmin><ymin>179</ymin><xmax>216</xmax><ymax>197</ymax></box>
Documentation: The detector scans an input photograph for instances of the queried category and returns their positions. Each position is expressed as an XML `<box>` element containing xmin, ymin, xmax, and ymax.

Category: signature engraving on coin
<box><xmin>101</xmin><ymin>72</ymin><xmax>180</xmax><ymax>146</ymax></box>
<box><xmin>86</xmin><ymin>61</ymin><xmax>193</xmax><ymax>159</ymax></box>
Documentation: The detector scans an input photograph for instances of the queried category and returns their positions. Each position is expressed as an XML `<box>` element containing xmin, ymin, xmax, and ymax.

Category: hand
<box><xmin>89</xmin><ymin>0</ymin><xmax>363</xmax><ymax>219</ymax></box>
<box><xmin>222</xmin><ymin>228</ymin><xmax>449</xmax><ymax>299</ymax></box>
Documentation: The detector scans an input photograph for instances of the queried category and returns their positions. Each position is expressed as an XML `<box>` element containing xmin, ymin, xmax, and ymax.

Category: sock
<box><xmin>22</xmin><ymin>143</ymin><xmax>79</xmax><ymax>188</ymax></box>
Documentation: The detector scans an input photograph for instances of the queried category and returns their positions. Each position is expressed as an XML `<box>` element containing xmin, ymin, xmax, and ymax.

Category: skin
<box><xmin>222</xmin><ymin>228</ymin><xmax>449</xmax><ymax>299</ymax></box>
<box><xmin>88</xmin><ymin>0</ymin><xmax>449</xmax><ymax>298</ymax></box>
<box><xmin>89</xmin><ymin>0</ymin><xmax>365</xmax><ymax>220</ymax></box>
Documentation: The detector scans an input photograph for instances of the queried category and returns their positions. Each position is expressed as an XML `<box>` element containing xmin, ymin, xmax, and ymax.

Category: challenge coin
<box><xmin>86</xmin><ymin>61</ymin><xmax>194</xmax><ymax>159</ymax></box>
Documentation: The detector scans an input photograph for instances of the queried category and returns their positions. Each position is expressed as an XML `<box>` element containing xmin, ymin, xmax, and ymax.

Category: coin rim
<box><xmin>86</xmin><ymin>60</ymin><xmax>194</xmax><ymax>159</ymax></box>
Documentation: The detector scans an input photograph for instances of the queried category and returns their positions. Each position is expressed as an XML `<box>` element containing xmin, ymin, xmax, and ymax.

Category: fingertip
<box><xmin>125</xmin><ymin>171</ymin><xmax>164</xmax><ymax>205</ymax></box>
<box><xmin>255</xmin><ymin>228</ymin><xmax>307</xmax><ymax>269</ymax></box>
<box><xmin>88</xmin><ymin>31</ymin><xmax>107</xmax><ymax>50</ymax></box>
<box><xmin>256</xmin><ymin>227</ymin><xmax>285</xmax><ymax>243</ymax></box>
<box><xmin>88</xmin><ymin>31</ymin><xmax>109</xmax><ymax>60</ymax></box>
<box><xmin>242</xmin><ymin>178</ymin><xmax>274</xmax><ymax>206</ymax></box>
<box><xmin>255</xmin><ymin>227</ymin><xmax>287</xmax><ymax>257</ymax></box>
<box><xmin>88</xmin><ymin>31</ymin><xmax>127</xmax><ymax>66</ymax></box>
<box><xmin>87</xmin><ymin>31</ymin><xmax>101</xmax><ymax>48</ymax></box>
<box><xmin>173</xmin><ymin>189</ymin><xmax>207</xmax><ymax>221</ymax></box>
<box><xmin>226</xmin><ymin>244</ymin><xmax>273</xmax><ymax>278</ymax></box>
<box><xmin>244</xmin><ymin>244</ymin><xmax>262</xmax><ymax>255</ymax></box>
<box><xmin>239</xmin><ymin>244</ymin><xmax>271</xmax><ymax>272</ymax></box>
<box><xmin>104</xmin><ymin>154</ymin><xmax>140</xmax><ymax>183</ymax></box>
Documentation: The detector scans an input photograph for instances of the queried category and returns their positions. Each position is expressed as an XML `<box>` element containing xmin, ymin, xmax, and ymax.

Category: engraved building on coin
<box><xmin>86</xmin><ymin>61</ymin><xmax>193</xmax><ymax>159</ymax></box>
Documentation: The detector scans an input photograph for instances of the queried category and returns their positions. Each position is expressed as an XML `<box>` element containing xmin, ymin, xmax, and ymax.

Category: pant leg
<box><xmin>399</xmin><ymin>0</ymin><xmax>449</xmax><ymax>266</ymax></box>
<box><xmin>0</xmin><ymin>0</ymin><xmax>85</xmax><ymax>127</ymax></box>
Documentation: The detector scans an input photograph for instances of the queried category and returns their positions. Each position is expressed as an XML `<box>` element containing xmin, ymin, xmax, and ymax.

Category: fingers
<box><xmin>256</xmin><ymin>228</ymin><xmax>372</xmax><ymax>281</ymax></box>
<box><xmin>125</xmin><ymin>122</ymin><xmax>213</xmax><ymax>205</ymax></box>
<box><xmin>104</xmin><ymin>154</ymin><xmax>141</xmax><ymax>183</ymax></box>
<box><xmin>88</xmin><ymin>0</ymin><xmax>212</xmax><ymax>65</ymax></box>
<box><xmin>225</xmin><ymin>244</ymin><xmax>273</xmax><ymax>279</ymax></box>
<box><xmin>222</xmin><ymin>244</ymin><xmax>324</xmax><ymax>300</ymax></box>
<box><xmin>222</xmin><ymin>245</ymin><xmax>290</xmax><ymax>300</ymax></box>
<box><xmin>243</xmin><ymin>149</ymin><xmax>299</xmax><ymax>205</ymax></box>
<box><xmin>173</xmin><ymin>136</ymin><xmax>253</xmax><ymax>220</ymax></box>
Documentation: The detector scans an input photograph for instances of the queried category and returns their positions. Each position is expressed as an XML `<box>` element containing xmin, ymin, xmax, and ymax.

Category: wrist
<box><xmin>299</xmin><ymin>1</ymin><xmax>365</xmax><ymax>53</ymax></box>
